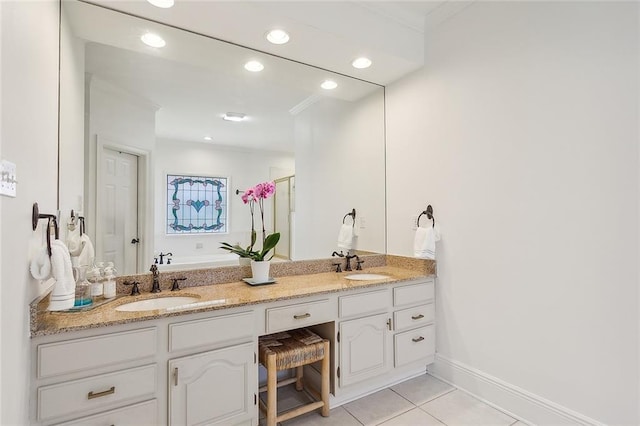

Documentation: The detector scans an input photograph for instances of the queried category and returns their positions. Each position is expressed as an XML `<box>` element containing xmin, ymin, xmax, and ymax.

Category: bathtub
<box><xmin>156</xmin><ymin>253</ymin><xmax>240</xmax><ymax>271</ymax></box>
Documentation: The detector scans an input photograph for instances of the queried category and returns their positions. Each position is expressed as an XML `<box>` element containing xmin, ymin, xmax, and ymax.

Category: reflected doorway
<box><xmin>96</xmin><ymin>147</ymin><xmax>139</xmax><ymax>274</ymax></box>
<box><xmin>273</xmin><ymin>176</ymin><xmax>294</xmax><ymax>260</ymax></box>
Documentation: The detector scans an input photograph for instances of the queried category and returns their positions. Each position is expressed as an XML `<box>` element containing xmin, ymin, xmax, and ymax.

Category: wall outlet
<box><xmin>410</xmin><ymin>215</ymin><xmax>418</xmax><ymax>230</ymax></box>
<box><xmin>359</xmin><ymin>216</ymin><xmax>366</xmax><ymax>229</ymax></box>
<box><xmin>0</xmin><ymin>160</ymin><xmax>17</xmax><ymax>197</ymax></box>
<box><xmin>195</xmin><ymin>242</ymin><xmax>203</xmax><ymax>249</ymax></box>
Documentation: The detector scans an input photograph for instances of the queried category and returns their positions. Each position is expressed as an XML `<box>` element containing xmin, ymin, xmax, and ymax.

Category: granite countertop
<box><xmin>31</xmin><ymin>256</ymin><xmax>436</xmax><ymax>337</ymax></box>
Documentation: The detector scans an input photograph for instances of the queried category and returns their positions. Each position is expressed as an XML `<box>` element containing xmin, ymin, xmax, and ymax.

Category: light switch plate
<box><xmin>0</xmin><ymin>160</ymin><xmax>17</xmax><ymax>197</ymax></box>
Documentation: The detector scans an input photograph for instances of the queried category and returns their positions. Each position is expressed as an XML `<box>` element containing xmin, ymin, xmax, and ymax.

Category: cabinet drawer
<box><xmin>339</xmin><ymin>289</ymin><xmax>388</xmax><ymax>318</ymax></box>
<box><xmin>394</xmin><ymin>325</ymin><xmax>435</xmax><ymax>367</ymax></box>
<box><xmin>38</xmin><ymin>328</ymin><xmax>157</xmax><ymax>379</ymax></box>
<box><xmin>266</xmin><ymin>299</ymin><xmax>334</xmax><ymax>333</ymax></box>
<box><xmin>393</xmin><ymin>280</ymin><xmax>434</xmax><ymax>307</ymax></box>
<box><xmin>169</xmin><ymin>311</ymin><xmax>254</xmax><ymax>352</ymax></box>
<box><xmin>38</xmin><ymin>364</ymin><xmax>157</xmax><ymax>422</ymax></box>
<box><xmin>54</xmin><ymin>399</ymin><xmax>157</xmax><ymax>426</ymax></box>
<box><xmin>394</xmin><ymin>303</ymin><xmax>434</xmax><ymax>332</ymax></box>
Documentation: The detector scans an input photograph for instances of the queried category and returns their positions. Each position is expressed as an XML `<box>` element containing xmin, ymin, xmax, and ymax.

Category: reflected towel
<box><xmin>48</xmin><ymin>240</ymin><xmax>76</xmax><ymax>311</ymax></box>
<box><xmin>77</xmin><ymin>234</ymin><xmax>95</xmax><ymax>267</ymax></box>
<box><xmin>66</xmin><ymin>225</ymin><xmax>83</xmax><ymax>257</ymax></box>
<box><xmin>413</xmin><ymin>225</ymin><xmax>440</xmax><ymax>259</ymax></box>
<box><xmin>337</xmin><ymin>223</ymin><xmax>354</xmax><ymax>250</ymax></box>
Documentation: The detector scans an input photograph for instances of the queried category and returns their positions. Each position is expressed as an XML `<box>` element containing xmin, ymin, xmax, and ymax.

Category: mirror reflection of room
<box><xmin>59</xmin><ymin>1</ymin><xmax>386</xmax><ymax>274</ymax></box>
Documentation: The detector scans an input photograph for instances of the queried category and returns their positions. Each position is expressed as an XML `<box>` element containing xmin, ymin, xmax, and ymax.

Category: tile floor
<box><xmin>259</xmin><ymin>374</ymin><xmax>523</xmax><ymax>426</ymax></box>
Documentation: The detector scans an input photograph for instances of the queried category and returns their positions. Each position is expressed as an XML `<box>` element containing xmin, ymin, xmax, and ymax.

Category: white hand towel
<box><xmin>77</xmin><ymin>234</ymin><xmax>95</xmax><ymax>267</ymax></box>
<box><xmin>48</xmin><ymin>240</ymin><xmax>76</xmax><ymax>311</ymax></box>
<box><xmin>413</xmin><ymin>225</ymin><xmax>441</xmax><ymax>259</ymax></box>
<box><xmin>337</xmin><ymin>223</ymin><xmax>354</xmax><ymax>250</ymax></box>
<box><xmin>30</xmin><ymin>247</ymin><xmax>51</xmax><ymax>280</ymax></box>
<box><xmin>66</xmin><ymin>226</ymin><xmax>83</xmax><ymax>257</ymax></box>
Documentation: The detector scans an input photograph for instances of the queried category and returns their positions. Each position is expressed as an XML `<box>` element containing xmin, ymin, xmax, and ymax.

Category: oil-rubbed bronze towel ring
<box><xmin>417</xmin><ymin>205</ymin><xmax>435</xmax><ymax>228</ymax></box>
<box><xmin>343</xmin><ymin>208</ymin><xmax>356</xmax><ymax>226</ymax></box>
<box><xmin>32</xmin><ymin>202</ymin><xmax>59</xmax><ymax>256</ymax></box>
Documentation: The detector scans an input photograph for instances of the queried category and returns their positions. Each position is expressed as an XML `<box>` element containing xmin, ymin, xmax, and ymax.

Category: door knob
<box><xmin>131</xmin><ymin>238</ymin><xmax>140</xmax><ymax>244</ymax></box>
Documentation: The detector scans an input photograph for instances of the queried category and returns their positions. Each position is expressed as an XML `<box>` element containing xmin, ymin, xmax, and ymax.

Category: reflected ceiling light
<box><xmin>147</xmin><ymin>0</ymin><xmax>174</xmax><ymax>8</ymax></box>
<box><xmin>266</xmin><ymin>29</ymin><xmax>290</xmax><ymax>45</ymax></box>
<box><xmin>352</xmin><ymin>57</ymin><xmax>372</xmax><ymax>69</ymax></box>
<box><xmin>223</xmin><ymin>112</ymin><xmax>246</xmax><ymax>122</ymax></box>
<box><xmin>204</xmin><ymin>136</ymin><xmax>213</xmax><ymax>141</ymax></box>
<box><xmin>321</xmin><ymin>80</ymin><xmax>338</xmax><ymax>90</ymax></box>
<box><xmin>244</xmin><ymin>60</ymin><xmax>264</xmax><ymax>72</ymax></box>
<box><xmin>141</xmin><ymin>32</ymin><xmax>166</xmax><ymax>48</ymax></box>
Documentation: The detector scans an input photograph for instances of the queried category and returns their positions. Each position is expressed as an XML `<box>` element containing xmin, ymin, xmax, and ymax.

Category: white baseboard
<box><xmin>429</xmin><ymin>354</ymin><xmax>605</xmax><ymax>426</ymax></box>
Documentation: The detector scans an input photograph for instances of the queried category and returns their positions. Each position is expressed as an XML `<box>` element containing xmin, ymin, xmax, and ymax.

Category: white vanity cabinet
<box><xmin>334</xmin><ymin>279</ymin><xmax>436</xmax><ymax>395</ymax></box>
<box><xmin>31</xmin><ymin>309</ymin><xmax>258</xmax><ymax>426</ymax></box>
<box><xmin>31</xmin><ymin>275</ymin><xmax>435</xmax><ymax>424</ymax></box>
<box><xmin>167</xmin><ymin>311</ymin><xmax>257</xmax><ymax>426</ymax></box>
<box><xmin>32</xmin><ymin>327</ymin><xmax>159</xmax><ymax>425</ymax></box>
<box><xmin>338</xmin><ymin>312</ymin><xmax>391</xmax><ymax>387</ymax></box>
<box><xmin>168</xmin><ymin>342</ymin><xmax>256</xmax><ymax>426</ymax></box>
<box><xmin>392</xmin><ymin>280</ymin><xmax>436</xmax><ymax>368</ymax></box>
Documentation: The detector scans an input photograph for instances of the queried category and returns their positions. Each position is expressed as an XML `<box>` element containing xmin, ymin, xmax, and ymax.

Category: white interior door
<box><xmin>98</xmin><ymin>148</ymin><xmax>138</xmax><ymax>274</ymax></box>
<box><xmin>273</xmin><ymin>176</ymin><xmax>293</xmax><ymax>260</ymax></box>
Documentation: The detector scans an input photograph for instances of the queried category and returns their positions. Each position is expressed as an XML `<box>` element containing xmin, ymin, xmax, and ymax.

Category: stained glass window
<box><xmin>166</xmin><ymin>174</ymin><xmax>228</xmax><ymax>234</ymax></box>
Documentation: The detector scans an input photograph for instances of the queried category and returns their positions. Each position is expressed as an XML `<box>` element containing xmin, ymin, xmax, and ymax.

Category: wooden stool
<box><xmin>258</xmin><ymin>328</ymin><xmax>330</xmax><ymax>426</ymax></box>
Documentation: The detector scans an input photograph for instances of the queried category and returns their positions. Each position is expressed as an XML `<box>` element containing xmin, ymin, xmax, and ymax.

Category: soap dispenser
<box><xmin>73</xmin><ymin>266</ymin><xmax>92</xmax><ymax>307</ymax></box>
<box><xmin>103</xmin><ymin>263</ymin><xmax>117</xmax><ymax>299</ymax></box>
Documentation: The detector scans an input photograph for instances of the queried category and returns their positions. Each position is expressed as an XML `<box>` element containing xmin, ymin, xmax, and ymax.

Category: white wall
<box><xmin>154</xmin><ymin>138</ymin><xmax>294</xmax><ymax>259</ymax></box>
<box><xmin>58</xmin><ymin>5</ymin><xmax>85</xmax><ymax>238</ymax></box>
<box><xmin>0</xmin><ymin>1</ymin><xmax>59</xmax><ymax>424</ymax></box>
<box><xmin>386</xmin><ymin>2</ymin><xmax>638</xmax><ymax>425</ymax></box>
<box><xmin>295</xmin><ymin>92</ymin><xmax>386</xmax><ymax>259</ymax></box>
<box><xmin>87</xmin><ymin>77</ymin><xmax>157</xmax><ymax>271</ymax></box>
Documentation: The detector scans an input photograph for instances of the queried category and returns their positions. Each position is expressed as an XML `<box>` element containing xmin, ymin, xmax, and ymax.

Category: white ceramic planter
<box><xmin>250</xmin><ymin>260</ymin><xmax>270</xmax><ymax>282</ymax></box>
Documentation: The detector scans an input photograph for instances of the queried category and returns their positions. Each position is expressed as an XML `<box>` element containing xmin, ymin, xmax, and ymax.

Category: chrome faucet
<box><xmin>150</xmin><ymin>264</ymin><xmax>161</xmax><ymax>293</ymax></box>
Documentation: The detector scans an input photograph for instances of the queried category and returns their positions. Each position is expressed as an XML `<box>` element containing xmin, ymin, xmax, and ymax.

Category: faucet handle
<box><xmin>171</xmin><ymin>277</ymin><xmax>187</xmax><ymax>291</ymax></box>
<box><xmin>123</xmin><ymin>281</ymin><xmax>140</xmax><ymax>296</ymax></box>
<box><xmin>356</xmin><ymin>260</ymin><xmax>364</xmax><ymax>270</ymax></box>
<box><xmin>332</xmin><ymin>263</ymin><xmax>342</xmax><ymax>273</ymax></box>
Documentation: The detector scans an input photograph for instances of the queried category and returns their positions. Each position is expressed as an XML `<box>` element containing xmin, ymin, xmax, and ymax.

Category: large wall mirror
<box><xmin>59</xmin><ymin>0</ymin><xmax>386</xmax><ymax>274</ymax></box>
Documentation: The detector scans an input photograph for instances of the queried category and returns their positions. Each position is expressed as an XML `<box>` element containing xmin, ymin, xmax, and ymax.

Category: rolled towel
<box><xmin>414</xmin><ymin>225</ymin><xmax>441</xmax><ymax>259</ymax></box>
<box><xmin>66</xmin><ymin>226</ymin><xmax>83</xmax><ymax>257</ymax></box>
<box><xmin>337</xmin><ymin>223</ymin><xmax>354</xmax><ymax>250</ymax></box>
<box><xmin>30</xmin><ymin>247</ymin><xmax>51</xmax><ymax>280</ymax></box>
<box><xmin>77</xmin><ymin>234</ymin><xmax>95</xmax><ymax>267</ymax></box>
<box><xmin>48</xmin><ymin>240</ymin><xmax>76</xmax><ymax>311</ymax></box>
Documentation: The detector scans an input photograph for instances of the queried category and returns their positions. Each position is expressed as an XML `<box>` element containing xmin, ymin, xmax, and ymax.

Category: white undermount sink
<box><xmin>115</xmin><ymin>296</ymin><xmax>200</xmax><ymax>312</ymax></box>
<box><xmin>344</xmin><ymin>273</ymin><xmax>390</xmax><ymax>281</ymax></box>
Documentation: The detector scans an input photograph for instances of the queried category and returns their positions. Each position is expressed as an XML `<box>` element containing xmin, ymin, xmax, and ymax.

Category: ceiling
<box><xmin>85</xmin><ymin>0</ymin><xmax>460</xmax><ymax>85</ymax></box>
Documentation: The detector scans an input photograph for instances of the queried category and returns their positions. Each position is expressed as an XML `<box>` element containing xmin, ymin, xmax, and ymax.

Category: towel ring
<box><xmin>32</xmin><ymin>202</ymin><xmax>60</xmax><ymax>256</ymax></box>
<box><xmin>343</xmin><ymin>209</ymin><xmax>356</xmax><ymax>227</ymax></box>
<box><xmin>417</xmin><ymin>205</ymin><xmax>435</xmax><ymax>228</ymax></box>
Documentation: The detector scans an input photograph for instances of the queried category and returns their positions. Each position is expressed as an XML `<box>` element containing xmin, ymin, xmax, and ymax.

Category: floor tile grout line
<box><xmin>341</xmin><ymin>403</ymin><xmax>365</xmax><ymax>426</ymax></box>
<box><xmin>389</xmin><ymin>387</ymin><xmax>420</xmax><ymax>407</ymax></box>
<box><xmin>371</xmin><ymin>405</ymin><xmax>417</xmax><ymax>426</ymax></box>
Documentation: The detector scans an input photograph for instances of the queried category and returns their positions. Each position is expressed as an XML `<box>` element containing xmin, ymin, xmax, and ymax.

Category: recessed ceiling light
<box><xmin>352</xmin><ymin>57</ymin><xmax>372</xmax><ymax>69</ymax></box>
<box><xmin>147</xmin><ymin>0</ymin><xmax>174</xmax><ymax>8</ymax></box>
<box><xmin>204</xmin><ymin>136</ymin><xmax>212</xmax><ymax>141</ymax></box>
<box><xmin>223</xmin><ymin>112</ymin><xmax>246</xmax><ymax>122</ymax></box>
<box><xmin>266</xmin><ymin>29</ymin><xmax>290</xmax><ymax>45</ymax></box>
<box><xmin>321</xmin><ymin>80</ymin><xmax>338</xmax><ymax>90</ymax></box>
<box><xmin>244</xmin><ymin>60</ymin><xmax>264</xmax><ymax>72</ymax></box>
<box><xmin>141</xmin><ymin>32</ymin><xmax>166</xmax><ymax>48</ymax></box>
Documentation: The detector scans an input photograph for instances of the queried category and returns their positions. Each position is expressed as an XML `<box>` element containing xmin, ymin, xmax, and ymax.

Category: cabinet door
<box><xmin>169</xmin><ymin>342</ymin><xmax>256</xmax><ymax>426</ymax></box>
<box><xmin>339</xmin><ymin>313</ymin><xmax>390</xmax><ymax>387</ymax></box>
